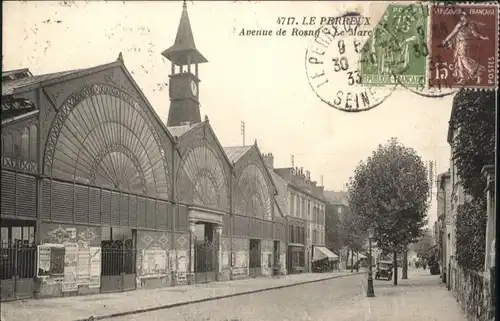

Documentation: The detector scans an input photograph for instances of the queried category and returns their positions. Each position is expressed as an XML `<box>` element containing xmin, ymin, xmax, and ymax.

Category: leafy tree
<box><xmin>348</xmin><ymin>137</ymin><xmax>429</xmax><ymax>285</ymax></box>
<box><xmin>451</xmin><ymin>90</ymin><xmax>495</xmax><ymax>199</ymax></box>
<box><xmin>340</xmin><ymin>209</ymin><xmax>366</xmax><ymax>271</ymax></box>
<box><xmin>411</xmin><ymin>229</ymin><xmax>434</xmax><ymax>258</ymax></box>
<box><xmin>325</xmin><ymin>204</ymin><xmax>343</xmax><ymax>253</ymax></box>
<box><xmin>456</xmin><ymin>197</ymin><xmax>487</xmax><ymax>270</ymax></box>
<box><xmin>451</xmin><ymin>90</ymin><xmax>495</xmax><ymax>271</ymax></box>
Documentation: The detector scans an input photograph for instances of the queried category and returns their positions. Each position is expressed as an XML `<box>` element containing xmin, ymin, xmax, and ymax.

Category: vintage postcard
<box><xmin>1</xmin><ymin>1</ymin><xmax>498</xmax><ymax>321</ymax></box>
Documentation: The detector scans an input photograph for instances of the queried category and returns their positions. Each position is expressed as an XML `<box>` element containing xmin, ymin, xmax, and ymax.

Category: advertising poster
<box><xmin>62</xmin><ymin>243</ymin><xmax>78</xmax><ymax>292</ymax></box>
<box><xmin>77</xmin><ymin>246</ymin><xmax>90</xmax><ymax>286</ymax></box>
<box><xmin>142</xmin><ymin>248</ymin><xmax>168</xmax><ymax>276</ymax></box>
<box><xmin>89</xmin><ymin>247</ymin><xmax>101</xmax><ymax>288</ymax></box>
<box><xmin>37</xmin><ymin>245</ymin><xmax>52</xmax><ymax>275</ymax></box>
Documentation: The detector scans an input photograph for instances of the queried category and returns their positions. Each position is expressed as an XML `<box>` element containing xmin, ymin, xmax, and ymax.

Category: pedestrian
<box><xmin>416</xmin><ymin>261</ymin><xmax>420</xmax><ymax>269</ymax></box>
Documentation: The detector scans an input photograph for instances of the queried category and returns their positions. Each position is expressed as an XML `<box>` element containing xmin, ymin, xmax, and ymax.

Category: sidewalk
<box><xmin>1</xmin><ymin>270</ymin><xmax>364</xmax><ymax>321</ymax></box>
<box><xmin>345</xmin><ymin>269</ymin><xmax>468</xmax><ymax>321</ymax></box>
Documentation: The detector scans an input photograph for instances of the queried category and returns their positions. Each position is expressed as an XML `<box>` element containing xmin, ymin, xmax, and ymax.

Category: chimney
<box><xmin>262</xmin><ymin>152</ymin><xmax>274</xmax><ymax>170</ymax></box>
<box><xmin>306</xmin><ymin>170</ymin><xmax>311</xmax><ymax>180</ymax></box>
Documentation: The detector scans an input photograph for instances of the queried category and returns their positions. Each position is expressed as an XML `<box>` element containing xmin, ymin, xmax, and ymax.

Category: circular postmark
<box><xmin>305</xmin><ymin>13</ymin><xmax>396</xmax><ymax>113</ymax></box>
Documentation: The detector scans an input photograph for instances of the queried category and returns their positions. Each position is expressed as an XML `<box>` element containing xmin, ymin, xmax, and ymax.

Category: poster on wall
<box><xmin>142</xmin><ymin>248</ymin><xmax>168</xmax><ymax>276</ymax></box>
<box><xmin>77</xmin><ymin>246</ymin><xmax>90</xmax><ymax>286</ymax></box>
<box><xmin>222</xmin><ymin>252</ymin><xmax>229</xmax><ymax>268</ymax></box>
<box><xmin>37</xmin><ymin>244</ymin><xmax>65</xmax><ymax>277</ymax></box>
<box><xmin>177</xmin><ymin>249</ymin><xmax>187</xmax><ymax>276</ymax></box>
<box><xmin>62</xmin><ymin>243</ymin><xmax>78</xmax><ymax>292</ymax></box>
<box><xmin>169</xmin><ymin>250</ymin><xmax>176</xmax><ymax>274</ymax></box>
<box><xmin>89</xmin><ymin>247</ymin><xmax>101</xmax><ymax>288</ymax></box>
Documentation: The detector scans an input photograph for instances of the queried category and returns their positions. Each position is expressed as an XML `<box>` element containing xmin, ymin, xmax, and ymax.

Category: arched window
<box><xmin>177</xmin><ymin>141</ymin><xmax>229</xmax><ymax>211</ymax></box>
<box><xmin>44</xmin><ymin>84</ymin><xmax>170</xmax><ymax>198</ymax></box>
<box><xmin>237</xmin><ymin>163</ymin><xmax>271</xmax><ymax>219</ymax></box>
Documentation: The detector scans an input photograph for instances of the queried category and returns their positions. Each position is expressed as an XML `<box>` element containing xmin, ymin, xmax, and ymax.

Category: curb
<box><xmin>75</xmin><ymin>271</ymin><xmax>366</xmax><ymax>321</ymax></box>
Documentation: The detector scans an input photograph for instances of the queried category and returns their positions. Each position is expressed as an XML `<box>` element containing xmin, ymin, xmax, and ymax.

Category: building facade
<box><xmin>272</xmin><ymin>166</ymin><xmax>328</xmax><ymax>273</ymax></box>
<box><xmin>0</xmin><ymin>3</ymin><xmax>286</xmax><ymax>301</ymax></box>
<box><xmin>436</xmin><ymin>170</ymin><xmax>452</xmax><ymax>285</ymax></box>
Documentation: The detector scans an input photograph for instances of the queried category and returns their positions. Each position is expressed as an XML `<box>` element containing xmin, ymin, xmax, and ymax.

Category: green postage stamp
<box><xmin>360</xmin><ymin>4</ymin><xmax>429</xmax><ymax>87</ymax></box>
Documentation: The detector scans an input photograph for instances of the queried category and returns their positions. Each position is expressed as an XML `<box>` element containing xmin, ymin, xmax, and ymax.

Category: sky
<box><xmin>3</xmin><ymin>1</ymin><xmax>455</xmax><ymax>225</ymax></box>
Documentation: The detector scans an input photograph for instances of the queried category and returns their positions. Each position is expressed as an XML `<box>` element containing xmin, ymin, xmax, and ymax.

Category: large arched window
<box><xmin>43</xmin><ymin>84</ymin><xmax>171</xmax><ymax>199</ymax></box>
<box><xmin>237</xmin><ymin>163</ymin><xmax>272</xmax><ymax>219</ymax></box>
<box><xmin>176</xmin><ymin>140</ymin><xmax>229</xmax><ymax>211</ymax></box>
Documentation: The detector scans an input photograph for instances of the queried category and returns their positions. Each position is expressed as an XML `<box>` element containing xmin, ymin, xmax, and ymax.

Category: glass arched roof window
<box><xmin>44</xmin><ymin>84</ymin><xmax>170</xmax><ymax>199</ymax></box>
<box><xmin>237</xmin><ymin>163</ymin><xmax>272</xmax><ymax>219</ymax></box>
<box><xmin>176</xmin><ymin>139</ymin><xmax>229</xmax><ymax>211</ymax></box>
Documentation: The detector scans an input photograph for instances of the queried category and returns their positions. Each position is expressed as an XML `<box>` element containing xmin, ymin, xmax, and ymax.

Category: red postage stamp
<box><xmin>429</xmin><ymin>4</ymin><xmax>499</xmax><ymax>90</ymax></box>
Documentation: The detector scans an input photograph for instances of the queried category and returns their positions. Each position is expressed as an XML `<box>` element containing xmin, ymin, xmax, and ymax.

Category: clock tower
<box><xmin>162</xmin><ymin>1</ymin><xmax>208</xmax><ymax>127</ymax></box>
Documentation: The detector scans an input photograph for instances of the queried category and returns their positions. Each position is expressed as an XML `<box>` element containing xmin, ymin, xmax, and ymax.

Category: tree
<box><xmin>340</xmin><ymin>210</ymin><xmax>366</xmax><ymax>271</ymax></box>
<box><xmin>412</xmin><ymin>229</ymin><xmax>434</xmax><ymax>258</ymax></box>
<box><xmin>348</xmin><ymin>137</ymin><xmax>429</xmax><ymax>285</ymax></box>
<box><xmin>325</xmin><ymin>204</ymin><xmax>342</xmax><ymax>253</ymax></box>
<box><xmin>450</xmin><ymin>90</ymin><xmax>495</xmax><ymax>271</ymax></box>
<box><xmin>451</xmin><ymin>90</ymin><xmax>495</xmax><ymax>199</ymax></box>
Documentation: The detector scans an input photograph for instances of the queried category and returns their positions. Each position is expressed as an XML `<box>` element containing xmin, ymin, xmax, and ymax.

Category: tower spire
<box><xmin>162</xmin><ymin>1</ymin><xmax>207</xmax><ymax>65</ymax></box>
<box><xmin>164</xmin><ymin>1</ymin><xmax>207</xmax><ymax>127</ymax></box>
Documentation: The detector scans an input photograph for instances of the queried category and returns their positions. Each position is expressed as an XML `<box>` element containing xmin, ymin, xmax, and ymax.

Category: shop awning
<box><xmin>313</xmin><ymin>246</ymin><xmax>339</xmax><ymax>262</ymax></box>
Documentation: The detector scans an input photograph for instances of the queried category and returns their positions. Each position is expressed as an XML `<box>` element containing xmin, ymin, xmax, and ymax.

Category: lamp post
<box><xmin>367</xmin><ymin>227</ymin><xmax>375</xmax><ymax>297</ymax></box>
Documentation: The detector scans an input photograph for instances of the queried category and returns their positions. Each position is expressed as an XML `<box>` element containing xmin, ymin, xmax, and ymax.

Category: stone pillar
<box><xmin>188</xmin><ymin>219</ymin><xmax>196</xmax><ymax>284</ymax></box>
<box><xmin>213</xmin><ymin>225</ymin><xmax>222</xmax><ymax>281</ymax></box>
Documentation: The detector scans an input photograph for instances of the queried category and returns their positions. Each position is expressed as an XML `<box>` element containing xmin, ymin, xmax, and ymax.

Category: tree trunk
<box><xmin>393</xmin><ymin>250</ymin><xmax>398</xmax><ymax>285</ymax></box>
<box><xmin>402</xmin><ymin>248</ymin><xmax>408</xmax><ymax>279</ymax></box>
<box><xmin>350</xmin><ymin>249</ymin><xmax>354</xmax><ymax>272</ymax></box>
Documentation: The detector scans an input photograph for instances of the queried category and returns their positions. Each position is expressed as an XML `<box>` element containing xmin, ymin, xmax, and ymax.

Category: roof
<box><xmin>161</xmin><ymin>2</ymin><xmax>207</xmax><ymax>65</ymax></box>
<box><xmin>223</xmin><ymin>146</ymin><xmax>252</xmax><ymax>163</ymax></box>
<box><xmin>2</xmin><ymin>69</ymin><xmax>85</xmax><ymax>96</ymax></box>
<box><xmin>168</xmin><ymin>124</ymin><xmax>193</xmax><ymax>138</ymax></box>
<box><xmin>2</xmin><ymin>57</ymin><xmax>176</xmax><ymax>144</ymax></box>
<box><xmin>324</xmin><ymin>190</ymin><xmax>349</xmax><ymax>205</ymax></box>
<box><xmin>271</xmin><ymin>171</ymin><xmax>289</xmax><ymax>216</ymax></box>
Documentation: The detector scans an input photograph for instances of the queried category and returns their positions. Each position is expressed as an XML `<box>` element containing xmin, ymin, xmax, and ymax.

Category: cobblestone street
<box><xmin>0</xmin><ymin>271</ymin><xmax>360</xmax><ymax>321</ymax></box>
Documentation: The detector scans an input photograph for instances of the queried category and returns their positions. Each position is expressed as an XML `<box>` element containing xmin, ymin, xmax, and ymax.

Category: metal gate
<box><xmin>194</xmin><ymin>239</ymin><xmax>216</xmax><ymax>283</ymax></box>
<box><xmin>0</xmin><ymin>245</ymin><xmax>36</xmax><ymax>301</ymax></box>
<box><xmin>100</xmin><ymin>240</ymin><xmax>136</xmax><ymax>293</ymax></box>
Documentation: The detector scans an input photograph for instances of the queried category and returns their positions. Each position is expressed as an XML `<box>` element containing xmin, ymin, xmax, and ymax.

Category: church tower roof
<box><xmin>162</xmin><ymin>1</ymin><xmax>208</xmax><ymax>65</ymax></box>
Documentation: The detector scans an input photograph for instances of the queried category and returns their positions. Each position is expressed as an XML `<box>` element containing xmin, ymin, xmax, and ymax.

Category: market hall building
<box><xmin>0</xmin><ymin>2</ymin><xmax>286</xmax><ymax>301</ymax></box>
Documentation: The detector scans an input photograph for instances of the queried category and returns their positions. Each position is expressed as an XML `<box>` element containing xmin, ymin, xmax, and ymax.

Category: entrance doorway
<box><xmin>194</xmin><ymin>222</ymin><xmax>218</xmax><ymax>283</ymax></box>
<box><xmin>0</xmin><ymin>219</ymin><xmax>36</xmax><ymax>301</ymax></box>
<box><xmin>100</xmin><ymin>227</ymin><xmax>136</xmax><ymax>293</ymax></box>
<box><xmin>249</xmin><ymin>239</ymin><xmax>261</xmax><ymax>278</ymax></box>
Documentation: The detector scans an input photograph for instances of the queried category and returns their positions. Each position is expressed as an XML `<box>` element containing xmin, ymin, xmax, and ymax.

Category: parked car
<box><xmin>375</xmin><ymin>261</ymin><xmax>393</xmax><ymax>281</ymax></box>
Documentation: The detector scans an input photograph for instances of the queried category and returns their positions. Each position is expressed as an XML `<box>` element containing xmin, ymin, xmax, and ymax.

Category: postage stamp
<box><xmin>359</xmin><ymin>3</ymin><xmax>429</xmax><ymax>88</ymax></box>
<box><xmin>429</xmin><ymin>4</ymin><xmax>499</xmax><ymax>90</ymax></box>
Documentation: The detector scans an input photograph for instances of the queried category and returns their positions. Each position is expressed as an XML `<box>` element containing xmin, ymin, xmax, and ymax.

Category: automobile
<box><xmin>375</xmin><ymin>260</ymin><xmax>393</xmax><ymax>280</ymax></box>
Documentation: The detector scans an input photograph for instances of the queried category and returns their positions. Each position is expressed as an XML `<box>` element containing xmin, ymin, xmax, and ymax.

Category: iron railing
<box><xmin>452</xmin><ymin>265</ymin><xmax>493</xmax><ymax>321</ymax></box>
<box><xmin>0</xmin><ymin>245</ymin><xmax>36</xmax><ymax>280</ymax></box>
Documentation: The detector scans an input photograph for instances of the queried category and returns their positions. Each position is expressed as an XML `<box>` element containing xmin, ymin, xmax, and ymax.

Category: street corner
<box><xmin>359</xmin><ymin>3</ymin><xmax>430</xmax><ymax>90</ymax></box>
<box><xmin>428</xmin><ymin>3</ymin><xmax>499</xmax><ymax>91</ymax></box>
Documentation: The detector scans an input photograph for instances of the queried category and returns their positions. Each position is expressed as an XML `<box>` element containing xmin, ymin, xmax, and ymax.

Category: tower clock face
<box><xmin>190</xmin><ymin>80</ymin><xmax>198</xmax><ymax>96</ymax></box>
